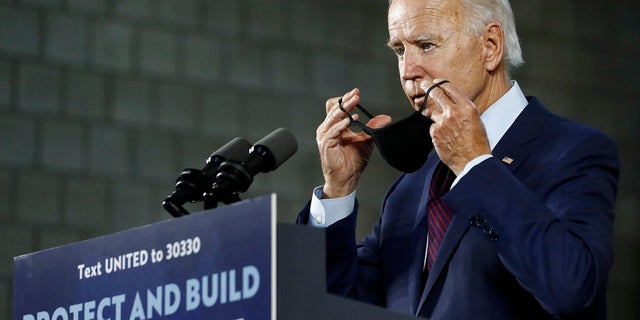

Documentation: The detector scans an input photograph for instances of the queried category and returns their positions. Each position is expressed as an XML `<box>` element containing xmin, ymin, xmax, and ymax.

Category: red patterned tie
<box><xmin>426</xmin><ymin>162</ymin><xmax>455</xmax><ymax>272</ymax></box>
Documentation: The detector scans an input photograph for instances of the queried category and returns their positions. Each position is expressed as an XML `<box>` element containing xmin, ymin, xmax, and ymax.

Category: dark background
<box><xmin>0</xmin><ymin>0</ymin><xmax>637</xmax><ymax>318</ymax></box>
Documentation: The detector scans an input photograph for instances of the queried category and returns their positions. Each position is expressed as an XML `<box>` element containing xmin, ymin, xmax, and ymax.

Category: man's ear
<box><xmin>483</xmin><ymin>23</ymin><xmax>505</xmax><ymax>72</ymax></box>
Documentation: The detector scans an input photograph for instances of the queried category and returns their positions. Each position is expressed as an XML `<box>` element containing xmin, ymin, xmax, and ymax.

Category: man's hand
<box><xmin>316</xmin><ymin>88</ymin><xmax>391</xmax><ymax>198</ymax></box>
<box><xmin>422</xmin><ymin>80</ymin><xmax>491</xmax><ymax>175</ymax></box>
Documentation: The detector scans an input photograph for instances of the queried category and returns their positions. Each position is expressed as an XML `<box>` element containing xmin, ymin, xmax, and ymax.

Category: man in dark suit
<box><xmin>297</xmin><ymin>0</ymin><xmax>619</xmax><ymax>318</ymax></box>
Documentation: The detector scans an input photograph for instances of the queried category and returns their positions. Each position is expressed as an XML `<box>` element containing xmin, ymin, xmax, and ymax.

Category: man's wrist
<box><xmin>322</xmin><ymin>181</ymin><xmax>356</xmax><ymax>199</ymax></box>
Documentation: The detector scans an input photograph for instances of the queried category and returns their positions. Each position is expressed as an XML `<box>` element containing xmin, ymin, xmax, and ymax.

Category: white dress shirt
<box><xmin>309</xmin><ymin>81</ymin><xmax>528</xmax><ymax>227</ymax></box>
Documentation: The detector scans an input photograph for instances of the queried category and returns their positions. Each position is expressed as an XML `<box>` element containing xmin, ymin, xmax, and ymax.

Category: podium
<box><xmin>13</xmin><ymin>194</ymin><xmax>416</xmax><ymax>319</ymax></box>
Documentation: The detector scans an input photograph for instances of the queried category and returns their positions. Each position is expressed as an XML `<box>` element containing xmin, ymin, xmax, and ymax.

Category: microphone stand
<box><xmin>162</xmin><ymin>168</ymin><xmax>209</xmax><ymax>217</ymax></box>
<box><xmin>202</xmin><ymin>159</ymin><xmax>254</xmax><ymax>209</ymax></box>
<box><xmin>164</xmin><ymin>163</ymin><xmax>249</xmax><ymax>213</ymax></box>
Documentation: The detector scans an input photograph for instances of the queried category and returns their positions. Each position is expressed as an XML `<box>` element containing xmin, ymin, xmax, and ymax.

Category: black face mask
<box><xmin>339</xmin><ymin>80</ymin><xmax>449</xmax><ymax>173</ymax></box>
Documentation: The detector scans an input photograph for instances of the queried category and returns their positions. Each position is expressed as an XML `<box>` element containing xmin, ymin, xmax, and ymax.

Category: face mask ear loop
<box><xmin>418</xmin><ymin>80</ymin><xmax>450</xmax><ymax>112</ymax></box>
<box><xmin>338</xmin><ymin>98</ymin><xmax>355</xmax><ymax>122</ymax></box>
<box><xmin>338</xmin><ymin>98</ymin><xmax>374</xmax><ymax>133</ymax></box>
<box><xmin>338</xmin><ymin>98</ymin><xmax>375</xmax><ymax>120</ymax></box>
<box><xmin>354</xmin><ymin>104</ymin><xmax>375</xmax><ymax>119</ymax></box>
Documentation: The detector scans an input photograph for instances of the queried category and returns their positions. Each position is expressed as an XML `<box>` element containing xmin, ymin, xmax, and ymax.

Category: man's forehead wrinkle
<box><xmin>388</xmin><ymin>12</ymin><xmax>440</xmax><ymax>46</ymax></box>
<box><xmin>388</xmin><ymin>2</ymin><xmax>447</xmax><ymax>38</ymax></box>
<box><xmin>388</xmin><ymin>0</ymin><xmax>447</xmax><ymax>21</ymax></box>
<box><xmin>388</xmin><ymin>0</ymin><xmax>462</xmax><ymax>31</ymax></box>
<box><xmin>389</xmin><ymin>5</ymin><xmax>441</xmax><ymax>26</ymax></box>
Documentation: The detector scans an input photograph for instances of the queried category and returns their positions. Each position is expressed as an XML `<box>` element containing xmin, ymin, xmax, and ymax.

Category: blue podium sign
<box><xmin>13</xmin><ymin>194</ymin><xmax>276</xmax><ymax>320</ymax></box>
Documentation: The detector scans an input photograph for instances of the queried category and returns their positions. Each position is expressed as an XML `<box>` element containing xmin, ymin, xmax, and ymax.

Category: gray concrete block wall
<box><xmin>0</xmin><ymin>169</ymin><xmax>10</xmax><ymax>218</ymax></box>
<box><xmin>0</xmin><ymin>0</ymin><xmax>638</xmax><ymax>318</ymax></box>
<box><xmin>16</xmin><ymin>171</ymin><xmax>60</xmax><ymax>224</ymax></box>
<box><xmin>94</xmin><ymin>21</ymin><xmax>132</xmax><ymax>71</ymax></box>
<box><xmin>0</xmin><ymin>116</ymin><xmax>36</xmax><ymax>165</ymax></box>
<box><xmin>66</xmin><ymin>71</ymin><xmax>106</xmax><ymax>120</ymax></box>
<box><xmin>67</xmin><ymin>0</ymin><xmax>107</xmax><ymax>14</ymax></box>
<box><xmin>64</xmin><ymin>176</ymin><xmax>109</xmax><ymax>228</ymax></box>
<box><xmin>184</xmin><ymin>35</ymin><xmax>223</xmax><ymax>83</ymax></box>
<box><xmin>112</xmin><ymin>77</ymin><xmax>153</xmax><ymax>125</ymax></box>
<box><xmin>0</xmin><ymin>61</ymin><xmax>10</xmax><ymax>108</ymax></box>
<box><xmin>18</xmin><ymin>64</ymin><xmax>61</xmax><ymax>114</ymax></box>
<box><xmin>41</xmin><ymin>120</ymin><xmax>85</xmax><ymax>171</ymax></box>
<box><xmin>46</xmin><ymin>13</ymin><xmax>89</xmax><ymax>64</ymax></box>
<box><xmin>0</xmin><ymin>7</ymin><xmax>39</xmax><ymax>56</ymax></box>
<box><xmin>139</xmin><ymin>28</ymin><xmax>178</xmax><ymax>76</ymax></box>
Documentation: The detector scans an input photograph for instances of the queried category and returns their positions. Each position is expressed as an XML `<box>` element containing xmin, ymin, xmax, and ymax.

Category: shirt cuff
<box><xmin>450</xmin><ymin>154</ymin><xmax>493</xmax><ymax>188</ymax></box>
<box><xmin>309</xmin><ymin>186</ymin><xmax>356</xmax><ymax>227</ymax></box>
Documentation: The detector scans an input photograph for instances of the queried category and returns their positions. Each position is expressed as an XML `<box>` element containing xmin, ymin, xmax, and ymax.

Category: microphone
<box><xmin>204</xmin><ymin>137</ymin><xmax>253</xmax><ymax>175</ymax></box>
<box><xmin>205</xmin><ymin>128</ymin><xmax>298</xmax><ymax>204</ymax></box>
<box><xmin>163</xmin><ymin>137</ymin><xmax>252</xmax><ymax>217</ymax></box>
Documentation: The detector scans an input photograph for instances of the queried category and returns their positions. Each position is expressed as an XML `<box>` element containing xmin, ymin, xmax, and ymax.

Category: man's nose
<box><xmin>400</xmin><ymin>50</ymin><xmax>423</xmax><ymax>81</ymax></box>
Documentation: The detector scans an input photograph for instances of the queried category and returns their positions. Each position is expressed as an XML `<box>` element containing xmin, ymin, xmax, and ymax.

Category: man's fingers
<box><xmin>425</xmin><ymin>81</ymin><xmax>452</xmax><ymax>111</ymax></box>
<box><xmin>418</xmin><ymin>81</ymin><xmax>448</xmax><ymax>121</ymax></box>
<box><xmin>430</xmin><ymin>79</ymin><xmax>472</xmax><ymax>107</ymax></box>
<box><xmin>322</xmin><ymin>89</ymin><xmax>362</xmax><ymax>136</ymax></box>
<box><xmin>422</xmin><ymin>80</ymin><xmax>481</xmax><ymax>125</ymax></box>
<box><xmin>326</xmin><ymin>88</ymin><xmax>360</xmax><ymax>113</ymax></box>
<box><xmin>318</xmin><ymin>113</ymin><xmax>349</xmax><ymax>139</ymax></box>
<box><xmin>325</xmin><ymin>97</ymin><xmax>340</xmax><ymax>114</ymax></box>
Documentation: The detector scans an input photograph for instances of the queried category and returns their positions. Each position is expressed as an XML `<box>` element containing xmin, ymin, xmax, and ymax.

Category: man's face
<box><xmin>387</xmin><ymin>0</ymin><xmax>488</xmax><ymax>111</ymax></box>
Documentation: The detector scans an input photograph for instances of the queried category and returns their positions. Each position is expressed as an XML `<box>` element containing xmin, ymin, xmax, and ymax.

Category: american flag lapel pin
<box><xmin>501</xmin><ymin>156</ymin><xmax>514</xmax><ymax>165</ymax></box>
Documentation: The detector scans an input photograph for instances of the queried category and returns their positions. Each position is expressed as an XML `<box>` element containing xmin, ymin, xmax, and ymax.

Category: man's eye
<box><xmin>422</xmin><ymin>43</ymin><xmax>434</xmax><ymax>50</ymax></box>
<box><xmin>394</xmin><ymin>47</ymin><xmax>405</xmax><ymax>56</ymax></box>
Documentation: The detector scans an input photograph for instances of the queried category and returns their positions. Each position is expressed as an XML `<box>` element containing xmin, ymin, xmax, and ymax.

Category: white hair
<box><xmin>389</xmin><ymin>0</ymin><xmax>525</xmax><ymax>71</ymax></box>
<box><xmin>458</xmin><ymin>0</ymin><xmax>524</xmax><ymax>70</ymax></box>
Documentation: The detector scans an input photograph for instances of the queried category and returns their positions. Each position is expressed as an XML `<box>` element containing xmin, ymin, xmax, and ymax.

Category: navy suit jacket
<box><xmin>297</xmin><ymin>97</ymin><xmax>619</xmax><ymax>319</ymax></box>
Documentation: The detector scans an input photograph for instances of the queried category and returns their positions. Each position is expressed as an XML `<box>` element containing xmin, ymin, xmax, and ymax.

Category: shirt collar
<box><xmin>480</xmin><ymin>80</ymin><xmax>528</xmax><ymax>150</ymax></box>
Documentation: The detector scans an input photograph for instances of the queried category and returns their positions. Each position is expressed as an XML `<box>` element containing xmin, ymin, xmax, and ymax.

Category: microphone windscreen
<box><xmin>253</xmin><ymin>128</ymin><xmax>298</xmax><ymax>169</ymax></box>
<box><xmin>207</xmin><ymin>137</ymin><xmax>252</xmax><ymax>164</ymax></box>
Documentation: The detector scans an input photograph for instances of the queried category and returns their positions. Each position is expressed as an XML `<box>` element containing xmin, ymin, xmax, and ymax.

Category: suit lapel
<box><xmin>416</xmin><ymin>207</ymin><xmax>470</xmax><ymax>314</ymax></box>
<box><xmin>407</xmin><ymin>215</ymin><xmax>427</xmax><ymax>314</ymax></box>
<box><xmin>490</xmin><ymin>97</ymin><xmax>549</xmax><ymax>172</ymax></box>
<box><xmin>415</xmin><ymin>97</ymin><xmax>550</xmax><ymax>315</ymax></box>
